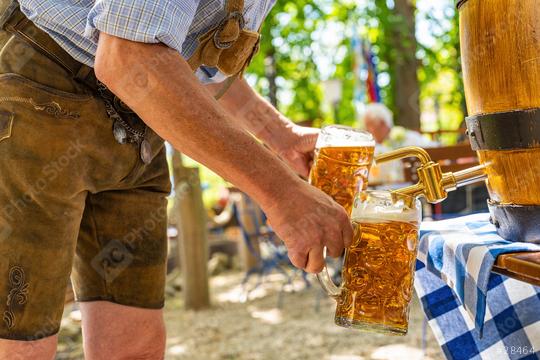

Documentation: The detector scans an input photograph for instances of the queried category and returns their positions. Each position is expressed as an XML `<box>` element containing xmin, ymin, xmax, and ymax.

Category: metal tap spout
<box><xmin>375</xmin><ymin>146</ymin><xmax>488</xmax><ymax>205</ymax></box>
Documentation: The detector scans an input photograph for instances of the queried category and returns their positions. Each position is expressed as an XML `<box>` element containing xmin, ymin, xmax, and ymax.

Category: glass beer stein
<box><xmin>318</xmin><ymin>190</ymin><xmax>421</xmax><ymax>335</ymax></box>
<box><xmin>309</xmin><ymin>125</ymin><xmax>375</xmax><ymax>214</ymax></box>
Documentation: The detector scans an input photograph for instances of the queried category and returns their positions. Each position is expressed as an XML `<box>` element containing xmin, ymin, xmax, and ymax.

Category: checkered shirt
<box><xmin>18</xmin><ymin>0</ymin><xmax>275</xmax><ymax>83</ymax></box>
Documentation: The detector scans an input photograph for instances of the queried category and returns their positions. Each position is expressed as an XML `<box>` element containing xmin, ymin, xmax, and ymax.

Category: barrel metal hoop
<box><xmin>488</xmin><ymin>201</ymin><xmax>540</xmax><ymax>244</ymax></box>
<box><xmin>465</xmin><ymin>108</ymin><xmax>540</xmax><ymax>151</ymax></box>
<box><xmin>456</xmin><ymin>0</ymin><xmax>469</xmax><ymax>10</ymax></box>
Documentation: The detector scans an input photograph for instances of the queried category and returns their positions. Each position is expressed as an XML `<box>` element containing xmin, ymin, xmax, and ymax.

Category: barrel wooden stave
<box><xmin>478</xmin><ymin>148</ymin><xmax>540</xmax><ymax>205</ymax></box>
<box><xmin>460</xmin><ymin>0</ymin><xmax>540</xmax><ymax>116</ymax></box>
<box><xmin>460</xmin><ymin>0</ymin><xmax>540</xmax><ymax>206</ymax></box>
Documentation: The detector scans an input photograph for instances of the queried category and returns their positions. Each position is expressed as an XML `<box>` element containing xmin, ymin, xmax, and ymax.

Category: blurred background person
<box><xmin>361</xmin><ymin>103</ymin><xmax>438</xmax><ymax>186</ymax></box>
<box><xmin>362</xmin><ymin>103</ymin><xmax>438</xmax><ymax>150</ymax></box>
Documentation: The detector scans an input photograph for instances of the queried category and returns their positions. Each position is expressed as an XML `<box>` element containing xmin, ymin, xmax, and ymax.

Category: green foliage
<box><xmin>247</xmin><ymin>0</ymin><xmax>326</xmax><ymax>123</ymax></box>
<box><xmin>246</xmin><ymin>0</ymin><xmax>465</xmax><ymax>136</ymax></box>
<box><xmin>188</xmin><ymin>0</ymin><xmax>469</xmax><ymax>210</ymax></box>
<box><xmin>417</xmin><ymin>3</ymin><xmax>466</xmax><ymax>140</ymax></box>
<box><xmin>418</xmin><ymin>6</ymin><xmax>464</xmax><ymax>110</ymax></box>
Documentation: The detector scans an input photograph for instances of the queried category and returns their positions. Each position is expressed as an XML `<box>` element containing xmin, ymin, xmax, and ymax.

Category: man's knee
<box><xmin>0</xmin><ymin>335</ymin><xmax>58</xmax><ymax>360</ymax></box>
<box><xmin>84</xmin><ymin>326</ymin><xmax>165</xmax><ymax>360</ymax></box>
<box><xmin>120</xmin><ymin>335</ymin><xmax>166</xmax><ymax>360</ymax></box>
<box><xmin>80</xmin><ymin>301</ymin><xmax>165</xmax><ymax>360</ymax></box>
<box><xmin>115</xmin><ymin>327</ymin><xmax>166</xmax><ymax>360</ymax></box>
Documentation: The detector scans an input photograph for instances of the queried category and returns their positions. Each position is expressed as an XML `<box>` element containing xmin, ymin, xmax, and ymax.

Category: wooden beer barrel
<box><xmin>459</xmin><ymin>0</ymin><xmax>540</xmax><ymax>241</ymax></box>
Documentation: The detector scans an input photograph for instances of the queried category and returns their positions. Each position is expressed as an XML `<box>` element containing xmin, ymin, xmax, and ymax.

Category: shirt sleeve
<box><xmin>85</xmin><ymin>0</ymin><xmax>199</xmax><ymax>53</ymax></box>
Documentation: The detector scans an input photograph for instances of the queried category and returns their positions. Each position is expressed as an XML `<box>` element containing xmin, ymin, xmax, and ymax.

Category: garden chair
<box><xmin>233</xmin><ymin>193</ymin><xmax>310</xmax><ymax>306</ymax></box>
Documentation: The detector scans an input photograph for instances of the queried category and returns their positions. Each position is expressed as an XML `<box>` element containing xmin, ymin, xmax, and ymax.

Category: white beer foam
<box><xmin>351</xmin><ymin>196</ymin><xmax>420</xmax><ymax>224</ymax></box>
<box><xmin>316</xmin><ymin>126</ymin><xmax>375</xmax><ymax>148</ymax></box>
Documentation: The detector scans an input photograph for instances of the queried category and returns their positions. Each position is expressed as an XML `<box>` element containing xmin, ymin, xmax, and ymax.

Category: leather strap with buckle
<box><xmin>213</xmin><ymin>10</ymin><xmax>246</xmax><ymax>49</ymax></box>
<box><xmin>187</xmin><ymin>0</ymin><xmax>262</xmax><ymax>98</ymax></box>
<box><xmin>2</xmin><ymin>1</ymin><xmax>256</xmax><ymax>99</ymax></box>
<box><xmin>1</xmin><ymin>4</ymin><xmax>97</xmax><ymax>90</ymax></box>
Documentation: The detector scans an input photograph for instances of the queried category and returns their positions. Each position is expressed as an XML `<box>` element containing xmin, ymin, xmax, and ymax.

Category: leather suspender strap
<box><xmin>213</xmin><ymin>75</ymin><xmax>238</xmax><ymax>99</ymax></box>
<box><xmin>3</xmin><ymin>1</ymin><xmax>257</xmax><ymax>99</ymax></box>
<box><xmin>227</xmin><ymin>0</ymin><xmax>244</xmax><ymax>13</ymax></box>
<box><xmin>3</xmin><ymin>8</ymin><xmax>81</xmax><ymax>77</ymax></box>
<box><xmin>188</xmin><ymin>0</ymin><xmax>262</xmax><ymax>99</ymax></box>
<box><xmin>187</xmin><ymin>0</ymin><xmax>246</xmax><ymax>71</ymax></box>
<box><xmin>2</xmin><ymin>5</ymin><xmax>97</xmax><ymax>89</ymax></box>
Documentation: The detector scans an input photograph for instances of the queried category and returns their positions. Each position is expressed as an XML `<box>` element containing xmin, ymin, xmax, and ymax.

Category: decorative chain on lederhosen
<box><xmin>96</xmin><ymin>81</ymin><xmax>152</xmax><ymax>164</ymax></box>
<box><xmin>188</xmin><ymin>0</ymin><xmax>262</xmax><ymax>98</ymax></box>
<box><xmin>95</xmin><ymin>0</ymin><xmax>262</xmax><ymax>157</ymax></box>
<box><xmin>1</xmin><ymin>4</ymin><xmax>155</xmax><ymax>163</ymax></box>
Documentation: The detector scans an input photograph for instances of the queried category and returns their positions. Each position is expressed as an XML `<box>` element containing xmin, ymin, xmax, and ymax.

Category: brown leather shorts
<box><xmin>0</xmin><ymin>8</ymin><xmax>171</xmax><ymax>341</ymax></box>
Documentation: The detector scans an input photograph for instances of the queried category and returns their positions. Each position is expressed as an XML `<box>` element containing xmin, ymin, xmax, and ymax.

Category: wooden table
<box><xmin>493</xmin><ymin>252</ymin><xmax>540</xmax><ymax>287</ymax></box>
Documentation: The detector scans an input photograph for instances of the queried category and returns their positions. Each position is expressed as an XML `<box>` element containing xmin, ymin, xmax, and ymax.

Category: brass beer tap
<box><xmin>375</xmin><ymin>146</ymin><xmax>488</xmax><ymax>205</ymax></box>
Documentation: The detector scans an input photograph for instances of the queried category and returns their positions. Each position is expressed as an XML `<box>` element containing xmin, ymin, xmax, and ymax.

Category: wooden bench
<box><xmin>494</xmin><ymin>252</ymin><xmax>540</xmax><ymax>287</ymax></box>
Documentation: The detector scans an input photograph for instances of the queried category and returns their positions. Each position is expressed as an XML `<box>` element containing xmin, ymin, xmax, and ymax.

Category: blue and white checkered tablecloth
<box><xmin>414</xmin><ymin>213</ymin><xmax>540</xmax><ymax>360</ymax></box>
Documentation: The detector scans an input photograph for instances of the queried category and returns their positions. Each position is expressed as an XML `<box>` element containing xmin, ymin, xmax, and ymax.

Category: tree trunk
<box><xmin>265</xmin><ymin>48</ymin><xmax>278</xmax><ymax>107</ymax></box>
<box><xmin>172</xmin><ymin>152</ymin><xmax>210</xmax><ymax>310</ymax></box>
<box><xmin>392</xmin><ymin>0</ymin><xmax>421</xmax><ymax>131</ymax></box>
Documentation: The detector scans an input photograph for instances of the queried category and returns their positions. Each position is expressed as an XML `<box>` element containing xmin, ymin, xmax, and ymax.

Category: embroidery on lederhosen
<box><xmin>3</xmin><ymin>266</ymin><xmax>29</xmax><ymax>329</ymax></box>
<box><xmin>0</xmin><ymin>96</ymin><xmax>80</xmax><ymax>119</ymax></box>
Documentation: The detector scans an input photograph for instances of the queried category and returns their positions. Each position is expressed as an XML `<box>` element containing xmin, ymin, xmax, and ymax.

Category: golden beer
<box><xmin>317</xmin><ymin>191</ymin><xmax>421</xmax><ymax>335</ymax></box>
<box><xmin>309</xmin><ymin>126</ymin><xmax>375</xmax><ymax>214</ymax></box>
<box><xmin>336</xmin><ymin>219</ymin><xmax>419</xmax><ymax>334</ymax></box>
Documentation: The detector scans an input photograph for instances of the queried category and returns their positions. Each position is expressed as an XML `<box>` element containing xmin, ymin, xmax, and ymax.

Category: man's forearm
<box><xmin>209</xmin><ymin>79</ymin><xmax>293</xmax><ymax>152</ymax></box>
<box><xmin>94</xmin><ymin>34</ymin><xmax>303</xmax><ymax>208</ymax></box>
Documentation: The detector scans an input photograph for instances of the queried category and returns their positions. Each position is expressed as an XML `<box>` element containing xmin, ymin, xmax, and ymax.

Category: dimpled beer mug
<box><xmin>309</xmin><ymin>126</ymin><xmax>375</xmax><ymax>214</ymax></box>
<box><xmin>318</xmin><ymin>190</ymin><xmax>421</xmax><ymax>335</ymax></box>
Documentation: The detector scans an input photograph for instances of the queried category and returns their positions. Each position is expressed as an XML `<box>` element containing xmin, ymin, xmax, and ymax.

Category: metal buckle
<box><xmin>213</xmin><ymin>11</ymin><xmax>245</xmax><ymax>50</ymax></box>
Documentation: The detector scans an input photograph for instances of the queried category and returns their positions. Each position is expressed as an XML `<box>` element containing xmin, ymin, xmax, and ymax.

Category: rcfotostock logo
<box><xmin>91</xmin><ymin>240</ymin><xmax>134</xmax><ymax>282</ymax></box>
<box><xmin>9</xmin><ymin>31</ymin><xmax>38</xmax><ymax>73</ymax></box>
<box><xmin>0</xmin><ymin>221</ymin><xmax>13</xmax><ymax>242</ymax></box>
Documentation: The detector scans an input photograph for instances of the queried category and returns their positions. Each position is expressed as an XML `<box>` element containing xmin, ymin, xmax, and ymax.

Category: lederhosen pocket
<box><xmin>0</xmin><ymin>110</ymin><xmax>13</xmax><ymax>143</ymax></box>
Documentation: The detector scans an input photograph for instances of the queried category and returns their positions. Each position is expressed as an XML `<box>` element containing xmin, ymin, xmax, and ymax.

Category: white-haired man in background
<box><xmin>362</xmin><ymin>103</ymin><xmax>437</xmax><ymax>149</ymax></box>
<box><xmin>361</xmin><ymin>103</ymin><xmax>438</xmax><ymax>184</ymax></box>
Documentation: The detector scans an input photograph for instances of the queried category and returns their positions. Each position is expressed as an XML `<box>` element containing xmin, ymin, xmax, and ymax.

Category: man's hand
<box><xmin>264</xmin><ymin>181</ymin><xmax>353</xmax><ymax>273</ymax></box>
<box><xmin>274</xmin><ymin>125</ymin><xmax>319</xmax><ymax>179</ymax></box>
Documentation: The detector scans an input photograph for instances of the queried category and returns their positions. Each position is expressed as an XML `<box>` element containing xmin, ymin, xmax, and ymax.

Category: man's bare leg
<box><xmin>0</xmin><ymin>335</ymin><xmax>57</xmax><ymax>360</ymax></box>
<box><xmin>80</xmin><ymin>301</ymin><xmax>165</xmax><ymax>360</ymax></box>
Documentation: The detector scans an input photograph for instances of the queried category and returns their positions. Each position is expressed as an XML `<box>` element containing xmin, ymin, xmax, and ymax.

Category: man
<box><xmin>362</xmin><ymin>103</ymin><xmax>437</xmax><ymax>184</ymax></box>
<box><xmin>363</xmin><ymin>102</ymin><xmax>438</xmax><ymax>149</ymax></box>
<box><xmin>0</xmin><ymin>0</ymin><xmax>352</xmax><ymax>358</ymax></box>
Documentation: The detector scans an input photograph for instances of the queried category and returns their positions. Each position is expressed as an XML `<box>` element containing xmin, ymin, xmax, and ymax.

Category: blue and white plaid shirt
<box><xmin>18</xmin><ymin>0</ymin><xmax>276</xmax><ymax>83</ymax></box>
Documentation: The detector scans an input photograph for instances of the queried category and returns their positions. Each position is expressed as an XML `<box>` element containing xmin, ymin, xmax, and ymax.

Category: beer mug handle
<box><xmin>316</xmin><ymin>248</ymin><xmax>342</xmax><ymax>300</ymax></box>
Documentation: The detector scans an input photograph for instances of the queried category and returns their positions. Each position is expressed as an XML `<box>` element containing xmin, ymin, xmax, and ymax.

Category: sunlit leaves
<box><xmin>246</xmin><ymin>0</ymin><xmax>465</xmax><ymax>134</ymax></box>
